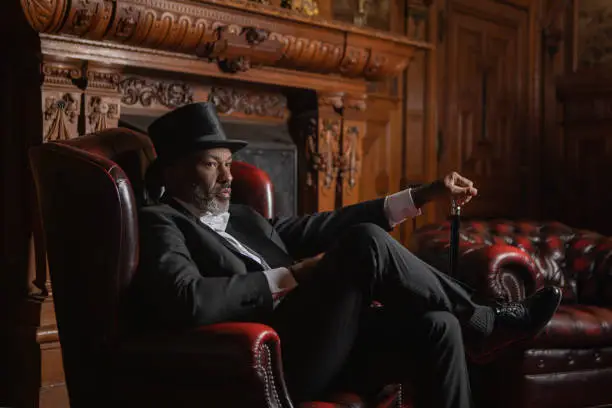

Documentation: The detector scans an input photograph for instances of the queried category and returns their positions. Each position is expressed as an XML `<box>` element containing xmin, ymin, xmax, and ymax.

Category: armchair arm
<box><xmin>115</xmin><ymin>322</ymin><xmax>292</xmax><ymax>408</ymax></box>
<box><xmin>457</xmin><ymin>244</ymin><xmax>544</xmax><ymax>302</ymax></box>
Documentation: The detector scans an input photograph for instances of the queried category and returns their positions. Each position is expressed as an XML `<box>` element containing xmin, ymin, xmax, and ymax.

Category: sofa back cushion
<box><xmin>413</xmin><ymin>220</ymin><xmax>612</xmax><ymax>304</ymax></box>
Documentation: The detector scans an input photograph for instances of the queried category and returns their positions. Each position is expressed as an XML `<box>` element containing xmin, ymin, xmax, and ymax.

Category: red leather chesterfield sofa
<box><xmin>412</xmin><ymin>220</ymin><xmax>612</xmax><ymax>408</ymax></box>
<box><xmin>29</xmin><ymin>128</ymin><xmax>404</xmax><ymax>408</ymax></box>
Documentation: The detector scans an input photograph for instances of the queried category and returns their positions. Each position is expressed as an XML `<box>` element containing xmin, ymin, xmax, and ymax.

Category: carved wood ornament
<box><xmin>43</xmin><ymin>93</ymin><xmax>80</xmax><ymax>142</ymax></box>
<box><xmin>41</xmin><ymin>61</ymin><xmax>83</xmax><ymax>141</ymax></box>
<box><xmin>41</xmin><ymin>60</ymin><xmax>126</xmax><ymax>137</ymax></box>
<box><xmin>120</xmin><ymin>78</ymin><xmax>194</xmax><ymax>108</ymax></box>
<box><xmin>339</xmin><ymin>94</ymin><xmax>366</xmax><ymax>201</ymax></box>
<box><xmin>310</xmin><ymin>92</ymin><xmax>366</xmax><ymax>196</ymax></box>
<box><xmin>86</xmin><ymin>97</ymin><xmax>120</xmax><ymax>133</ymax></box>
<box><xmin>281</xmin><ymin>0</ymin><xmax>320</xmax><ymax>17</ymax></box>
<box><xmin>83</xmin><ymin>66</ymin><xmax>122</xmax><ymax>133</ymax></box>
<box><xmin>340</xmin><ymin>125</ymin><xmax>360</xmax><ymax>189</ymax></box>
<box><xmin>317</xmin><ymin>118</ymin><xmax>341</xmax><ymax>188</ymax></box>
<box><xmin>20</xmin><ymin>0</ymin><xmax>418</xmax><ymax>80</ymax></box>
<box><xmin>208</xmin><ymin>87</ymin><xmax>287</xmax><ymax>118</ymax></box>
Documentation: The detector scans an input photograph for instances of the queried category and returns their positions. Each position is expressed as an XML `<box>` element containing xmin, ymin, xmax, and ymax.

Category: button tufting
<box><xmin>594</xmin><ymin>352</ymin><xmax>602</xmax><ymax>363</ymax></box>
<box><xmin>567</xmin><ymin>355</ymin><xmax>575</xmax><ymax>366</ymax></box>
<box><xmin>537</xmin><ymin>359</ymin><xmax>545</xmax><ymax>369</ymax></box>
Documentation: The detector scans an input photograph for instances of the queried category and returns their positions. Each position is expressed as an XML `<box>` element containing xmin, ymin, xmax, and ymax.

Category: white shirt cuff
<box><xmin>263</xmin><ymin>267</ymin><xmax>298</xmax><ymax>308</ymax></box>
<box><xmin>384</xmin><ymin>188</ymin><xmax>422</xmax><ymax>227</ymax></box>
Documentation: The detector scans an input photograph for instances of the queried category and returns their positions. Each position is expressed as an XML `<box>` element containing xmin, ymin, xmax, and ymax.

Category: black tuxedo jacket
<box><xmin>128</xmin><ymin>197</ymin><xmax>392</xmax><ymax>329</ymax></box>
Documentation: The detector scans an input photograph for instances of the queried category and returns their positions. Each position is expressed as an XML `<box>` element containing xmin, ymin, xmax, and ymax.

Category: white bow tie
<box><xmin>200</xmin><ymin>212</ymin><xmax>231</xmax><ymax>232</ymax></box>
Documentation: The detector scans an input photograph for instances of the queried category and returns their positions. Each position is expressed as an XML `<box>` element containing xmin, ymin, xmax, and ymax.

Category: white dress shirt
<box><xmin>175</xmin><ymin>190</ymin><xmax>421</xmax><ymax>307</ymax></box>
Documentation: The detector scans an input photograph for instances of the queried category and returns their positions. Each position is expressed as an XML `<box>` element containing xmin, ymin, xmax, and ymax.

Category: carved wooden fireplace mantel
<box><xmin>17</xmin><ymin>0</ymin><xmax>434</xmax><ymax>406</ymax></box>
<box><xmin>22</xmin><ymin>0</ymin><xmax>426</xmax><ymax>83</ymax></box>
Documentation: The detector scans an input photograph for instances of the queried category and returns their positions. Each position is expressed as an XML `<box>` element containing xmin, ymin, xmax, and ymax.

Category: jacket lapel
<box><xmin>163</xmin><ymin>197</ymin><xmax>261</xmax><ymax>267</ymax></box>
<box><xmin>227</xmin><ymin>208</ymin><xmax>294</xmax><ymax>268</ymax></box>
<box><xmin>163</xmin><ymin>196</ymin><xmax>293</xmax><ymax>269</ymax></box>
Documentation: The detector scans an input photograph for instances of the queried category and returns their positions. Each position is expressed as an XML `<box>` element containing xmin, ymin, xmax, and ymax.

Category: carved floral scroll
<box><xmin>208</xmin><ymin>87</ymin><xmax>287</xmax><ymax>118</ymax></box>
<box><xmin>120</xmin><ymin>78</ymin><xmax>194</xmax><ymax>109</ymax></box>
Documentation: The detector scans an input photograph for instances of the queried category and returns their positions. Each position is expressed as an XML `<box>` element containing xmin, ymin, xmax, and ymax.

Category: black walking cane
<box><xmin>449</xmin><ymin>200</ymin><xmax>461</xmax><ymax>277</ymax></box>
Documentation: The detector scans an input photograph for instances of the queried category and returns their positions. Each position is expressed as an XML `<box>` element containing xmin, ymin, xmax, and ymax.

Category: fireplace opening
<box><xmin>119</xmin><ymin>114</ymin><xmax>298</xmax><ymax>217</ymax></box>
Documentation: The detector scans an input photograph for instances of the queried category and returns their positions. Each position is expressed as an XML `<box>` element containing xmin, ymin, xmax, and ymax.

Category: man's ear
<box><xmin>162</xmin><ymin>161</ymin><xmax>185</xmax><ymax>190</ymax></box>
<box><xmin>144</xmin><ymin>161</ymin><xmax>164</xmax><ymax>204</ymax></box>
<box><xmin>165</xmin><ymin>157</ymin><xmax>200</xmax><ymax>189</ymax></box>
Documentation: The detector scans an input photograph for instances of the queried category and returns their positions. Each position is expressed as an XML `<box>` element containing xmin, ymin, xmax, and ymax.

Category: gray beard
<box><xmin>192</xmin><ymin>184</ymin><xmax>229</xmax><ymax>215</ymax></box>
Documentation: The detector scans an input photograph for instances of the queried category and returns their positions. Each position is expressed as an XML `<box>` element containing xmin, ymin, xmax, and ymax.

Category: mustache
<box><xmin>212</xmin><ymin>182</ymin><xmax>231</xmax><ymax>193</ymax></box>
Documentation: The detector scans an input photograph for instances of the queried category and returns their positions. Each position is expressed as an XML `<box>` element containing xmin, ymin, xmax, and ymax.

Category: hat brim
<box><xmin>192</xmin><ymin>139</ymin><xmax>248</xmax><ymax>153</ymax></box>
<box><xmin>153</xmin><ymin>139</ymin><xmax>248</xmax><ymax>167</ymax></box>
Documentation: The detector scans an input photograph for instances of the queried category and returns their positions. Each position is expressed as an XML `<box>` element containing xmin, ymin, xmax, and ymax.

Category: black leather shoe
<box><xmin>467</xmin><ymin>286</ymin><xmax>562</xmax><ymax>363</ymax></box>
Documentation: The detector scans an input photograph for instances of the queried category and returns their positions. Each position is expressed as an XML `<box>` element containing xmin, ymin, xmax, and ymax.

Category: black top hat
<box><xmin>147</xmin><ymin>102</ymin><xmax>247</xmax><ymax>165</ymax></box>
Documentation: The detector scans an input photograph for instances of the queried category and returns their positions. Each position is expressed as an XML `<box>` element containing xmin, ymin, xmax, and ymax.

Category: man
<box><xmin>129</xmin><ymin>102</ymin><xmax>561</xmax><ymax>408</ymax></box>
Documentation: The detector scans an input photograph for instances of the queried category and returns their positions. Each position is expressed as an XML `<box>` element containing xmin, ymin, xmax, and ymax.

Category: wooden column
<box><xmin>41</xmin><ymin>60</ymin><xmax>123</xmax><ymax>138</ymax></box>
<box><xmin>35</xmin><ymin>58</ymin><xmax>85</xmax><ymax>408</ymax></box>
<box><xmin>29</xmin><ymin>59</ymin><xmax>123</xmax><ymax>408</ymax></box>
<box><xmin>41</xmin><ymin>59</ymin><xmax>82</xmax><ymax>142</ymax></box>
<box><xmin>340</xmin><ymin>94</ymin><xmax>367</xmax><ymax>207</ymax></box>
<box><xmin>316</xmin><ymin>92</ymin><xmax>343</xmax><ymax>212</ymax></box>
<box><xmin>83</xmin><ymin>63</ymin><xmax>122</xmax><ymax>134</ymax></box>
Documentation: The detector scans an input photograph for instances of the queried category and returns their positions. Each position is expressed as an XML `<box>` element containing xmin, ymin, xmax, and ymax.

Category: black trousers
<box><xmin>270</xmin><ymin>223</ymin><xmax>493</xmax><ymax>408</ymax></box>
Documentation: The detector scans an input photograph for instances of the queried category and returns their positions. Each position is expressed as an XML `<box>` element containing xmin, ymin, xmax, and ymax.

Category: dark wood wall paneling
<box><xmin>549</xmin><ymin>0</ymin><xmax>612</xmax><ymax>236</ymax></box>
<box><xmin>435</xmin><ymin>0</ymin><xmax>591</xmax><ymax>234</ymax></box>
<box><xmin>540</xmin><ymin>0</ymin><xmax>578</xmax><ymax>227</ymax></box>
<box><xmin>0</xmin><ymin>2</ymin><xmax>68</xmax><ymax>407</ymax></box>
<box><xmin>436</xmin><ymin>0</ymin><xmax>544</xmax><ymax>221</ymax></box>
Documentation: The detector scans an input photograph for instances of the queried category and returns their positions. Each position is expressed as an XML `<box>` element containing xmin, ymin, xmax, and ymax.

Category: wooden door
<box><xmin>558</xmin><ymin>68</ymin><xmax>612</xmax><ymax>235</ymax></box>
<box><xmin>438</xmin><ymin>0</ymin><xmax>534</xmax><ymax>219</ymax></box>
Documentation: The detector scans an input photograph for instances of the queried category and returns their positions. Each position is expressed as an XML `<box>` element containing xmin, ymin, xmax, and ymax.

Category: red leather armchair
<box><xmin>412</xmin><ymin>220</ymin><xmax>612</xmax><ymax>408</ymax></box>
<box><xmin>29</xmin><ymin>128</ymin><xmax>402</xmax><ymax>408</ymax></box>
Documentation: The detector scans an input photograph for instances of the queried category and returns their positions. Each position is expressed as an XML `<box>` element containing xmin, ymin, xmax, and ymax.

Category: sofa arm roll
<box><xmin>457</xmin><ymin>244</ymin><xmax>544</xmax><ymax>302</ymax></box>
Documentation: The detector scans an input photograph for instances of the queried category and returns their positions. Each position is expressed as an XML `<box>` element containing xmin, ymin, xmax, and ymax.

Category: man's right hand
<box><xmin>288</xmin><ymin>253</ymin><xmax>325</xmax><ymax>284</ymax></box>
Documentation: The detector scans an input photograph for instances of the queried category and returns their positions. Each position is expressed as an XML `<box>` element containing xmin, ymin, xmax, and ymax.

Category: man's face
<box><xmin>189</xmin><ymin>147</ymin><xmax>233</xmax><ymax>215</ymax></box>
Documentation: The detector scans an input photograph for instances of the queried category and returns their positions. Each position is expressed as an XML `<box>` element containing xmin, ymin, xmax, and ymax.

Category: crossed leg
<box><xmin>271</xmin><ymin>223</ymin><xmax>490</xmax><ymax>407</ymax></box>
